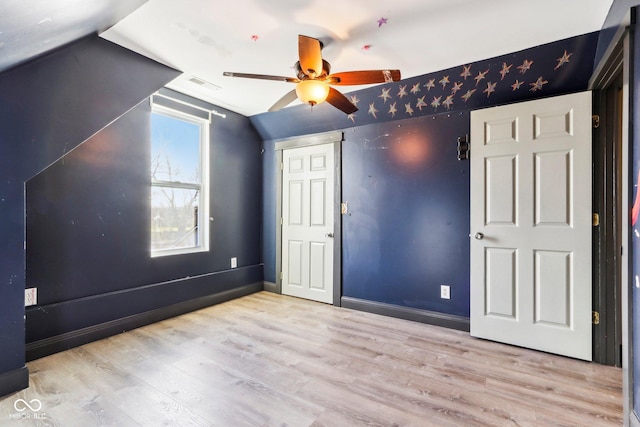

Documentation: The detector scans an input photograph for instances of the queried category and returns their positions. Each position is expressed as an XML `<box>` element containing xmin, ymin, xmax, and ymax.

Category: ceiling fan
<box><xmin>223</xmin><ymin>35</ymin><xmax>401</xmax><ymax>114</ymax></box>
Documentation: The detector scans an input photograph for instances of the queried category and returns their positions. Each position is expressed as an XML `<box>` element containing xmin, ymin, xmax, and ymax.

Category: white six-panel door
<box><xmin>470</xmin><ymin>91</ymin><xmax>592</xmax><ymax>360</ymax></box>
<box><xmin>282</xmin><ymin>143</ymin><xmax>334</xmax><ymax>304</ymax></box>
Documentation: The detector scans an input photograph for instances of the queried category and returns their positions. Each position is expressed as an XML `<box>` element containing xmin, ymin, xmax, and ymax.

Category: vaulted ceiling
<box><xmin>3</xmin><ymin>0</ymin><xmax>614</xmax><ymax>117</ymax></box>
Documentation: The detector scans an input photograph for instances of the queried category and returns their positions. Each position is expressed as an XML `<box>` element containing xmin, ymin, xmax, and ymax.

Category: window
<box><xmin>150</xmin><ymin>103</ymin><xmax>209</xmax><ymax>256</ymax></box>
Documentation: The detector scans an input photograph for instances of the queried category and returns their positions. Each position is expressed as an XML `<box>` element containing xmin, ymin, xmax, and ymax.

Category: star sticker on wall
<box><xmin>397</xmin><ymin>85</ymin><xmax>408</xmax><ymax>98</ymax></box>
<box><xmin>431</xmin><ymin>95</ymin><xmax>442</xmax><ymax>109</ymax></box>
<box><xmin>368</xmin><ymin>103</ymin><xmax>379</xmax><ymax>119</ymax></box>
<box><xmin>405</xmin><ymin>103</ymin><xmax>414</xmax><ymax>116</ymax></box>
<box><xmin>554</xmin><ymin>50</ymin><xmax>573</xmax><ymax>70</ymax></box>
<box><xmin>377</xmin><ymin>17</ymin><xmax>388</xmax><ymax>27</ymax></box>
<box><xmin>474</xmin><ymin>70</ymin><xmax>489</xmax><ymax>86</ymax></box>
<box><xmin>517</xmin><ymin>59</ymin><xmax>533</xmax><ymax>74</ymax></box>
<box><xmin>388</xmin><ymin>102</ymin><xmax>398</xmax><ymax>117</ymax></box>
<box><xmin>461</xmin><ymin>89</ymin><xmax>476</xmax><ymax>102</ymax></box>
<box><xmin>347</xmin><ymin>113</ymin><xmax>356</xmax><ymax>123</ymax></box>
<box><xmin>483</xmin><ymin>81</ymin><xmax>497</xmax><ymax>97</ymax></box>
<box><xmin>379</xmin><ymin>88</ymin><xmax>392</xmax><ymax>103</ymax></box>
<box><xmin>424</xmin><ymin>79</ymin><xmax>436</xmax><ymax>91</ymax></box>
<box><xmin>439</xmin><ymin>76</ymin><xmax>450</xmax><ymax>89</ymax></box>
<box><xmin>416</xmin><ymin>96</ymin><xmax>428</xmax><ymax>111</ymax></box>
<box><xmin>529</xmin><ymin>76</ymin><xmax>548</xmax><ymax>92</ymax></box>
<box><xmin>460</xmin><ymin>65</ymin><xmax>472</xmax><ymax>80</ymax></box>
<box><xmin>442</xmin><ymin>94</ymin><xmax>454</xmax><ymax>110</ymax></box>
<box><xmin>451</xmin><ymin>81</ymin><xmax>463</xmax><ymax>94</ymax></box>
<box><xmin>511</xmin><ymin>80</ymin><xmax>524</xmax><ymax>91</ymax></box>
<box><xmin>350</xmin><ymin>95</ymin><xmax>360</xmax><ymax>107</ymax></box>
<box><xmin>410</xmin><ymin>83</ymin><xmax>421</xmax><ymax>95</ymax></box>
<box><xmin>499</xmin><ymin>63</ymin><xmax>512</xmax><ymax>80</ymax></box>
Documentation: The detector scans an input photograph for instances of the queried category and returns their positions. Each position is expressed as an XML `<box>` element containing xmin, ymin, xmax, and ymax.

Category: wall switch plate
<box><xmin>25</xmin><ymin>288</ymin><xmax>37</xmax><ymax>307</ymax></box>
<box><xmin>440</xmin><ymin>285</ymin><xmax>451</xmax><ymax>300</ymax></box>
<box><xmin>231</xmin><ymin>257</ymin><xmax>237</xmax><ymax>269</ymax></box>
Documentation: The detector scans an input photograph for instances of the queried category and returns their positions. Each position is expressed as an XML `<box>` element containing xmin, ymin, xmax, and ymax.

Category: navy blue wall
<box><xmin>0</xmin><ymin>34</ymin><xmax>263</xmax><ymax>396</ymax></box>
<box><xmin>0</xmin><ymin>35</ymin><xmax>179</xmax><ymax>395</ymax></box>
<box><xmin>25</xmin><ymin>92</ymin><xmax>263</xmax><ymax>343</ymax></box>
<box><xmin>260</xmin><ymin>32</ymin><xmax>598</xmax><ymax>322</ymax></box>
<box><xmin>342</xmin><ymin>113</ymin><xmax>470</xmax><ymax>316</ymax></box>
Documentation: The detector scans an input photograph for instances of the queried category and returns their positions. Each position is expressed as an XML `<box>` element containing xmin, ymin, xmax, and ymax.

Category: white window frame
<box><xmin>150</xmin><ymin>103</ymin><xmax>210</xmax><ymax>257</ymax></box>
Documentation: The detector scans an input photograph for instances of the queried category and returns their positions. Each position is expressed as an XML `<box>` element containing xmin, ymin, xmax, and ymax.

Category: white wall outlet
<box><xmin>440</xmin><ymin>285</ymin><xmax>451</xmax><ymax>300</ymax></box>
<box><xmin>25</xmin><ymin>288</ymin><xmax>37</xmax><ymax>307</ymax></box>
<box><xmin>231</xmin><ymin>257</ymin><xmax>237</xmax><ymax>269</ymax></box>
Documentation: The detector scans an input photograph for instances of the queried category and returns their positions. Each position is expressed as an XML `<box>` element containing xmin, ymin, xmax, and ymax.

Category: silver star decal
<box><xmin>499</xmin><ymin>63</ymin><xmax>512</xmax><ymax>80</ymax></box>
<box><xmin>379</xmin><ymin>88</ymin><xmax>392</xmax><ymax>103</ymax></box>
<box><xmin>474</xmin><ymin>70</ymin><xmax>489</xmax><ymax>86</ymax></box>
<box><xmin>483</xmin><ymin>81</ymin><xmax>497</xmax><ymax>97</ymax></box>
<box><xmin>405</xmin><ymin>103</ymin><xmax>414</xmax><ymax>116</ymax></box>
<box><xmin>388</xmin><ymin>102</ymin><xmax>398</xmax><ymax>117</ymax></box>
<box><xmin>416</xmin><ymin>96</ymin><xmax>428</xmax><ymax>111</ymax></box>
<box><xmin>554</xmin><ymin>50</ymin><xmax>573</xmax><ymax>70</ymax></box>
<box><xmin>529</xmin><ymin>76</ymin><xmax>548</xmax><ymax>92</ymax></box>
<box><xmin>442</xmin><ymin>94</ymin><xmax>454</xmax><ymax>110</ymax></box>
<box><xmin>517</xmin><ymin>59</ymin><xmax>533</xmax><ymax>74</ymax></box>
<box><xmin>461</xmin><ymin>89</ymin><xmax>476</xmax><ymax>102</ymax></box>
<box><xmin>368</xmin><ymin>103</ymin><xmax>378</xmax><ymax>119</ymax></box>
<box><xmin>460</xmin><ymin>65</ymin><xmax>472</xmax><ymax>80</ymax></box>
<box><xmin>424</xmin><ymin>79</ymin><xmax>436</xmax><ymax>91</ymax></box>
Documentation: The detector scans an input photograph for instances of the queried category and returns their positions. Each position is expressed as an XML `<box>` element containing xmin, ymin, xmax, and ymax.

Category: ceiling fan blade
<box><xmin>268</xmin><ymin>89</ymin><xmax>299</xmax><ymax>112</ymax></box>
<box><xmin>326</xmin><ymin>70</ymin><xmax>401</xmax><ymax>85</ymax></box>
<box><xmin>326</xmin><ymin>87</ymin><xmax>358</xmax><ymax>115</ymax></box>
<box><xmin>223</xmin><ymin>71</ymin><xmax>299</xmax><ymax>83</ymax></box>
<box><xmin>298</xmin><ymin>35</ymin><xmax>323</xmax><ymax>77</ymax></box>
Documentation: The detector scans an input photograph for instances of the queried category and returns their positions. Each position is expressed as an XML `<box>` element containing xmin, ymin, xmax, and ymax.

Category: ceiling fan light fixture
<box><xmin>296</xmin><ymin>79</ymin><xmax>330</xmax><ymax>107</ymax></box>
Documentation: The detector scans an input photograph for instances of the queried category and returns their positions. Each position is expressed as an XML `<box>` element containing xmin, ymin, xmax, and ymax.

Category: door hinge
<box><xmin>280</xmin><ymin>162</ymin><xmax>284</xmax><ymax>171</ymax></box>
<box><xmin>279</xmin><ymin>272</ymin><xmax>284</xmax><ymax>280</ymax></box>
<box><xmin>592</xmin><ymin>115</ymin><xmax>600</xmax><ymax>129</ymax></box>
<box><xmin>593</xmin><ymin>311</ymin><xmax>600</xmax><ymax>325</ymax></box>
<box><xmin>592</xmin><ymin>213</ymin><xmax>600</xmax><ymax>226</ymax></box>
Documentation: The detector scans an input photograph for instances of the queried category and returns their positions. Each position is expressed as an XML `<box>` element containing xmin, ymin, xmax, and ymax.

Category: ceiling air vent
<box><xmin>187</xmin><ymin>76</ymin><xmax>221</xmax><ymax>91</ymax></box>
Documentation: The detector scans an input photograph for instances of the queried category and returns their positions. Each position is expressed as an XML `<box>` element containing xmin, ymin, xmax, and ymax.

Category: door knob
<box><xmin>474</xmin><ymin>232</ymin><xmax>484</xmax><ymax>240</ymax></box>
<box><xmin>325</xmin><ymin>233</ymin><xmax>334</xmax><ymax>238</ymax></box>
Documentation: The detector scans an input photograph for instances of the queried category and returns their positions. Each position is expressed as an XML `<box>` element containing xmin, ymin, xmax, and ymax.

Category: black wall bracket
<box><xmin>457</xmin><ymin>134</ymin><xmax>469</xmax><ymax>160</ymax></box>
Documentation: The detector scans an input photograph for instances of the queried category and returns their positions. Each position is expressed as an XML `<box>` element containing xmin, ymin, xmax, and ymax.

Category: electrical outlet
<box><xmin>25</xmin><ymin>288</ymin><xmax>37</xmax><ymax>307</ymax></box>
<box><xmin>440</xmin><ymin>285</ymin><xmax>451</xmax><ymax>300</ymax></box>
<box><xmin>231</xmin><ymin>257</ymin><xmax>237</xmax><ymax>269</ymax></box>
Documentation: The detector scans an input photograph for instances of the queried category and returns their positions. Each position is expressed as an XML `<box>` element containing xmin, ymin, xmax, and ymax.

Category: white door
<box><xmin>282</xmin><ymin>143</ymin><xmax>334</xmax><ymax>304</ymax></box>
<box><xmin>470</xmin><ymin>91</ymin><xmax>592</xmax><ymax>361</ymax></box>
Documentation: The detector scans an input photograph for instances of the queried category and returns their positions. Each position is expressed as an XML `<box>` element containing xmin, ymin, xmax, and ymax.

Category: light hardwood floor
<box><xmin>0</xmin><ymin>291</ymin><xmax>622</xmax><ymax>426</ymax></box>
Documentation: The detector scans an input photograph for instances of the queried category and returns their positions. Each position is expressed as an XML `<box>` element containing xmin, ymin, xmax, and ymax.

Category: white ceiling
<box><xmin>100</xmin><ymin>0</ymin><xmax>614</xmax><ymax>117</ymax></box>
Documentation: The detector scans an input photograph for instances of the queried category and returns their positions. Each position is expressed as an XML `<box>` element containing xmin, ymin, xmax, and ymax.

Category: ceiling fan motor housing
<box><xmin>295</xmin><ymin>60</ymin><xmax>331</xmax><ymax>81</ymax></box>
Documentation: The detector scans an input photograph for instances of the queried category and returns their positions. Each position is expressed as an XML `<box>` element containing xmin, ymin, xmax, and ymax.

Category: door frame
<box><xmin>592</xmin><ymin>67</ymin><xmax>624</xmax><ymax>367</ymax></box>
<box><xmin>274</xmin><ymin>131</ymin><xmax>343</xmax><ymax>306</ymax></box>
<box><xmin>589</xmin><ymin>10</ymin><xmax>632</xmax><ymax>424</ymax></box>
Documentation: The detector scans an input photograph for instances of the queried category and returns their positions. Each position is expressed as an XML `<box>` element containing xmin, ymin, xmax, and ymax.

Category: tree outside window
<box><xmin>150</xmin><ymin>104</ymin><xmax>209</xmax><ymax>256</ymax></box>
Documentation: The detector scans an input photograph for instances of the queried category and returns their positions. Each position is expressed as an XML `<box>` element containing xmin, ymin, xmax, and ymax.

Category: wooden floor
<box><xmin>0</xmin><ymin>292</ymin><xmax>622</xmax><ymax>426</ymax></box>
